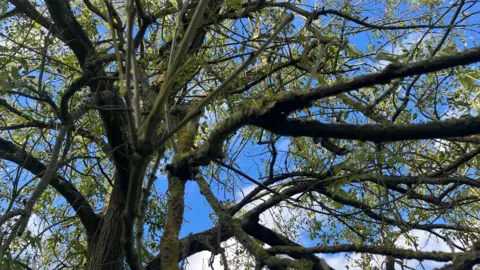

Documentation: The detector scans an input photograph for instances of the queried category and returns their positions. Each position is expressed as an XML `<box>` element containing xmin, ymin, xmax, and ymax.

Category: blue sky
<box><xmin>2</xmin><ymin>0</ymin><xmax>480</xmax><ymax>269</ymax></box>
<box><xmin>175</xmin><ymin>1</ymin><xmax>480</xmax><ymax>269</ymax></box>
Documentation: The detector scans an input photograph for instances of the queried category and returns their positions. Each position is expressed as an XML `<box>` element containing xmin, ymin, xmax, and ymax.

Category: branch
<box><xmin>266</xmin><ymin>45</ymin><xmax>480</xmax><ymax>117</ymax></box>
<box><xmin>357</xmin><ymin>175</ymin><xmax>480</xmax><ymax>188</ymax></box>
<box><xmin>244</xmin><ymin>223</ymin><xmax>331</xmax><ymax>269</ymax></box>
<box><xmin>1</xmin><ymin>126</ymin><xmax>67</xmax><ymax>255</ymax></box>
<box><xmin>0</xmin><ymin>8</ymin><xmax>18</xmax><ymax>21</ymax></box>
<box><xmin>312</xmin><ymin>7</ymin><xmax>463</xmax><ymax>30</ymax></box>
<box><xmin>0</xmin><ymin>258</ymin><xmax>33</xmax><ymax>270</ymax></box>
<box><xmin>267</xmin><ymin>244</ymin><xmax>456</xmax><ymax>262</ymax></box>
<box><xmin>7</xmin><ymin>0</ymin><xmax>62</xmax><ymax>39</ymax></box>
<box><xmin>0</xmin><ymin>98</ymin><xmax>37</xmax><ymax>123</ymax></box>
<box><xmin>240</xmin><ymin>173</ymin><xmax>478</xmax><ymax>234</ymax></box>
<box><xmin>146</xmin><ymin>214</ymin><xmax>332</xmax><ymax>269</ymax></box>
<box><xmin>0</xmin><ymin>32</ymin><xmax>82</xmax><ymax>73</ymax></box>
<box><xmin>59</xmin><ymin>71</ymin><xmax>93</xmax><ymax>122</ymax></box>
<box><xmin>145</xmin><ymin>227</ymin><xmax>227</xmax><ymax>269</ymax></box>
<box><xmin>195</xmin><ymin>172</ymin><xmax>327</xmax><ymax>270</ymax></box>
<box><xmin>190</xmin><ymin>45</ymin><xmax>480</xmax><ymax>166</ymax></box>
<box><xmin>0</xmin><ymin>137</ymin><xmax>100</xmax><ymax>236</ymax></box>
<box><xmin>0</xmin><ymin>209</ymin><xmax>24</xmax><ymax>228</ymax></box>
<box><xmin>313</xmin><ymin>137</ymin><xmax>350</xmax><ymax>155</ymax></box>
<box><xmin>318</xmin><ymin>187</ymin><xmax>479</xmax><ymax>233</ymax></box>
<box><xmin>391</xmin><ymin>0</ymin><xmax>465</xmax><ymax>122</ymax></box>
<box><xmin>156</xmin><ymin>175</ymin><xmax>187</xmax><ymax>270</ymax></box>
<box><xmin>82</xmin><ymin>0</ymin><xmax>109</xmax><ymax>22</ymax></box>
<box><xmin>43</xmin><ymin>0</ymin><xmax>94</xmax><ymax>65</ymax></box>
<box><xmin>0</xmin><ymin>118</ymin><xmax>110</xmax><ymax>157</ymax></box>
<box><xmin>136</xmin><ymin>150</ymin><xmax>164</xmax><ymax>266</ymax></box>
<box><xmin>447</xmin><ymin>136</ymin><xmax>480</xmax><ymax>144</ymax></box>
<box><xmin>435</xmin><ymin>243</ymin><xmax>480</xmax><ymax>270</ymax></box>
<box><xmin>257</xmin><ymin>117</ymin><xmax>480</xmax><ymax>143</ymax></box>
<box><xmin>122</xmin><ymin>155</ymin><xmax>149</xmax><ymax>270</ymax></box>
<box><xmin>152</xmin><ymin>14</ymin><xmax>295</xmax><ymax>149</ymax></box>
<box><xmin>237</xmin><ymin>1</ymin><xmax>464</xmax><ymax>30</ymax></box>
<box><xmin>140</xmin><ymin>0</ymin><xmax>213</xmax><ymax>142</ymax></box>
<box><xmin>428</xmin><ymin>147</ymin><xmax>480</xmax><ymax>177</ymax></box>
<box><xmin>119</xmin><ymin>0</ymin><xmax>141</xmax><ymax>154</ymax></box>
<box><xmin>215</xmin><ymin>160</ymin><xmax>293</xmax><ymax>205</ymax></box>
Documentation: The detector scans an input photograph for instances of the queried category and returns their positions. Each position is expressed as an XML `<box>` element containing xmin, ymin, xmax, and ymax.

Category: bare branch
<box><xmin>0</xmin><ymin>126</ymin><xmax>67</xmax><ymax>256</ymax></box>
<box><xmin>153</xmin><ymin>14</ymin><xmax>295</xmax><ymax>149</ymax></box>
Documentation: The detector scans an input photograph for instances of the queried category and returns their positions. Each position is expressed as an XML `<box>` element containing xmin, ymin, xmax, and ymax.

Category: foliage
<box><xmin>0</xmin><ymin>0</ymin><xmax>480</xmax><ymax>269</ymax></box>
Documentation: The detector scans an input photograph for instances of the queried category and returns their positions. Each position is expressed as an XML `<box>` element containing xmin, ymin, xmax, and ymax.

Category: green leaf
<box><xmin>226</xmin><ymin>0</ymin><xmax>242</xmax><ymax>10</ymax></box>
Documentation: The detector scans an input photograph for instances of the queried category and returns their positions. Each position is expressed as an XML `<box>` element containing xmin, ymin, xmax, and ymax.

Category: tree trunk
<box><xmin>86</xmin><ymin>177</ymin><xmax>126</xmax><ymax>270</ymax></box>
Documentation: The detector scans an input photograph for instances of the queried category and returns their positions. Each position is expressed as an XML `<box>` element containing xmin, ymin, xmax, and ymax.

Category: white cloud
<box><xmin>26</xmin><ymin>214</ymin><xmax>46</xmax><ymax>236</ymax></box>
<box><xmin>390</xmin><ymin>229</ymin><xmax>465</xmax><ymax>269</ymax></box>
<box><xmin>373</xmin><ymin>32</ymin><xmax>425</xmax><ymax>69</ymax></box>
<box><xmin>442</xmin><ymin>107</ymin><xmax>466</xmax><ymax>120</ymax></box>
<box><xmin>325</xmin><ymin>254</ymin><xmax>359</xmax><ymax>270</ymax></box>
<box><xmin>324</xmin><ymin>253</ymin><xmax>384</xmax><ymax>270</ymax></box>
<box><xmin>185</xmin><ymin>238</ymin><xmax>255</xmax><ymax>270</ymax></box>
<box><xmin>184</xmin><ymin>250</ymin><xmax>222</xmax><ymax>270</ymax></box>
<box><xmin>234</xmin><ymin>184</ymin><xmax>306</xmax><ymax>239</ymax></box>
<box><xmin>395</xmin><ymin>229</ymin><xmax>459</xmax><ymax>252</ymax></box>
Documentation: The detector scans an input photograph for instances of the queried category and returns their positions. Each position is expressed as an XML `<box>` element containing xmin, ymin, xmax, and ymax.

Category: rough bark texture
<box><xmin>158</xmin><ymin>175</ymin><xmax>186</xmax><ymax>270</ymax></box>
<box><xmin>4</xmin><ymin>0</ymin><xmax>480</xmax><ymax>269</ymax></box>
<box><xmin>86</xmin><ymin>175</ymin><xmax>126</xmax><ymax>270</ymax></box>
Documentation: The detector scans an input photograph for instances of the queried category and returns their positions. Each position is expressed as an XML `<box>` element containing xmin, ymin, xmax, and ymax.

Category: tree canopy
<box><xmin>1</xmin><ymin>0</ymin><xmax>480</xmax><ymax>269</ymax></box>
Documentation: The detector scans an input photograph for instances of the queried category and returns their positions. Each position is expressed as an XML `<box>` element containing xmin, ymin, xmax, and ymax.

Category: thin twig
<box><xmin>135</xmin><ymin>148</ymin><xmax>165</xmax><ymax>266</ymax></box>
<box><xmin>154</xmin><ymin>14</ymin><xmax>295</xmax><ymax>149</ymax></box>
<box><xmin>164</xmin><ymin>0</ymin><xmax>191</xmax><ymax>153</ymax></box>
<box><xmin>140</xmin><ymin>0</ymin><xmax>212</xmax><ymax>141</ymax></box>
<box><xmin>0</xmin><ymin>126</ymin><xmax>67</xmax><ymax>258</ymax></box>
<box><xmin>124</xmin><ymin>0</ymin><xmax>141</xmax><ymax>150</ymax></box>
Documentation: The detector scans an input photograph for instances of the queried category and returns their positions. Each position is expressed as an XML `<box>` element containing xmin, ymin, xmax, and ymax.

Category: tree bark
<box><xmin>86</xmin><ymin>174</ymin><xmax>127</xmax><ymax>270</ymax></box>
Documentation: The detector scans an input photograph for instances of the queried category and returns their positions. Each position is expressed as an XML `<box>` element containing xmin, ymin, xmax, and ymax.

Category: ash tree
<box><xmin>1</xmin><ymin>0</ymin><xmax>480</xmax><ymax>269</ymax></box>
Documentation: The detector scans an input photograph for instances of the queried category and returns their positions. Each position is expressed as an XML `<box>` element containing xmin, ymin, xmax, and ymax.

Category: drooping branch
<box><xmin>0</xmin><ymin>115</ymin><xmax>110</xmax><ymax>158</ymax></box>
<box><xmin>59</xmin><ymin>71</ymin><xmax>94</xmax><ymax>122</ymax></box>
<box><xmin>146</xmin><ymin>221</ymin><xmax>329</xmax><ymax>270</ymax></box>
